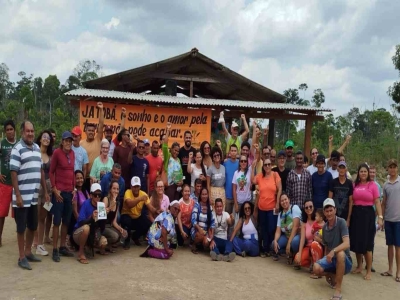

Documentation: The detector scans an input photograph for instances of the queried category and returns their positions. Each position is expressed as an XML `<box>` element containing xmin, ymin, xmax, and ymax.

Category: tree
<box><xmin>72</xmin><ymin>60</ymin><xmax>102</xmax><ymax>87</ymax></box>
<box><xmin>299</xmin><ymin>83</ymin><xmax>308</xmax><ymax>99</ymax></box>
<box><xmin>311</xmin><ymin>89</ymin><xmax>325</xmax><ymax>108</ymax></box>
<box><xmin>388</xmin><ymin>44</ymin><xmax>400</xmax><ymax>112</ymax></box>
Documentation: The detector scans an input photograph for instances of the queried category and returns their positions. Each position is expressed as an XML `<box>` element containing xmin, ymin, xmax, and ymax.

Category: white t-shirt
<box><xmin>232</xmin><ymin>166</ymin><xmax>252</xmax><ymax>204</ymax></box>
<box><xmin>328</xmin><ymin>167</ymin><xmax>339</xmax><ymax>179</ymax></box>
<box><xmin>213</xmin><ymin>211</ymin><xmax>230</xmax><ymax>240</ymax></box>
<box><xmin>190</xmin><ymin>163</ymin><xmax>207</xmax><ymax>188</ymax></box>
<box><xmin>307</xmin><ymin>164</ymin><xmax>317</xmax><ymax>175</ymax></box>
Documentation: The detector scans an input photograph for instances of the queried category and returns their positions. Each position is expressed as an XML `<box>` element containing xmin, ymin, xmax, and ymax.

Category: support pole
<box><xmin>268</xmin><ymin>119</ymin><xmax>275</xmax><ymax>147</ymax></box>
<box><xmin>190</xmin><ymin>81</ymin><xmax>193</xmax><ymax>97</ymax></box>
<box><xmin>304</xmin><ymin>117</ymin><xmax>312</xmax><ymax>157</ymax></box>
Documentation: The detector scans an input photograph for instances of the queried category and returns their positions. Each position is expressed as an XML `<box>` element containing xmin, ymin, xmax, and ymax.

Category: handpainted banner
<box><xmin>79</xmin><ymin>101</ymin><xmax>211</xmax><ymax>148</ymax></box>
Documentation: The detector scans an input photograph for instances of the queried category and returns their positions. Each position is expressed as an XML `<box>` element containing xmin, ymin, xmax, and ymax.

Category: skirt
<box><xmin>349</xmin><ymin>205</ymin><xmax>375</xmax><ymax>253</ymax></box>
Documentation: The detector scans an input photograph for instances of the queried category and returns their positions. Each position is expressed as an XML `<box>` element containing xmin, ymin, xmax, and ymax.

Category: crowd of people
<box><xmin>0</xmin><ymin>103</ymin><xmax>399</xmax><ymax>300</ymax></box>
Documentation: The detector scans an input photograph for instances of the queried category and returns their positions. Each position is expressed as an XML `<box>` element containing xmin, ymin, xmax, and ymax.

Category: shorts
<box><xmin>51</xmin><ymin>191</ymin><xmax>73</xmax><ymax>226</ymax></box>
<box><xmin>38</xmin><ymin>179</ymin><xmax>52</xmax><ymax>205</ymax></box>
<box><xmin>317</xmin><ymin>255</ymin><xmax>352</xmax><ymax>275</ymax></box>
<box><xmin>385</xmin><ymin>221</ymin><xmax>400</xmax><ymax>247</ymax></box>
<box><xmin>0</xmin><ymin>182</ymin><xmax>13</xmax><ymax>217</ymax></box>
<box><xmin>14</xmin><ymin>205</ymin><xmax>38</xmax><ymax>234</ymax></box>
<box><xmin>73</xmin><ymin>225</ymin><xmax>108</xmax><ymax>248</ymax></box>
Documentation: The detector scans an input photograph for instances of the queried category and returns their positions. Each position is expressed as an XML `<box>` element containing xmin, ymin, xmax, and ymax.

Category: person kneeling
<box><xmin>140</xmin><ymin>201</ymin><xmax>180</xmax><ymax>259</ymax></box>
<box><xmin>73</xmin><ymin>184</ymin><xmax>107</xmax><ymax>264</ymax></box>
<box><xmin>210</xmin><ymin>198</ymin><xmax>236</xmax><ymax>262</ymax></box>
<box><xmin>313</xmin><ymin>199</ymin><xmax>352</xmax><ymax>300</ymax></box>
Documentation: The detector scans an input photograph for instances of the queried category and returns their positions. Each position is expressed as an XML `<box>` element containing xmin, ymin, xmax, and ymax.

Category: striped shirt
<box><xmin>10</xmin><ymin>139</ymin><xmax>42</xmax><ymax>207</ymax></box>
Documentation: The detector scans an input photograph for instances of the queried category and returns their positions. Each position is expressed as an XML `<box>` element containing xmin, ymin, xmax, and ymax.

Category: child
<box><xmin>312</xmin><ymin>209</ymin><xmax>325</xmax><ymax>240</ymax></box>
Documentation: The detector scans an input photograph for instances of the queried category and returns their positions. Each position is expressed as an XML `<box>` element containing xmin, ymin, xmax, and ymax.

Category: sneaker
<box><xmin>18</xmin><ymin>257</ymin><xmax>32</xmax><ymax>270</ymax></box>
<box><xmin>210</xmin><ymin>251</ymin><xmax>218</xmax><ymax>261</ymax></box>
<box><xmin>228</xmin><ymin>252</ymin><xmax>236</xmax><ymax>262</ymax></box>
<box><xmin>25</xmin><ymin>253</ymin><xmax>42</xmax><ymax>262</ymax></box>
<box><xmin>52</xmin><ymin>249</ymin><xmax>60</xmax><ymax>262</ymax></box>
<box><xmin>36</xmin><ymin>245</ymin><xmax>49</xmax><ymax>256</ymax></box>
<box><xmin>59</xmin><ymin>246</ymin><xmax>74</xmax><ymax>257</ymax></box>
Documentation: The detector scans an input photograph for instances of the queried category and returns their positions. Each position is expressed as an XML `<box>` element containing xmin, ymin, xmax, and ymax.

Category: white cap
<box><xmin>169</xmin><ymin>200</ymin><xmax>180</xmax><ymax>208</ymax></box>
<box><xmin>323</xmin><ymin>198</ymin><xmax>335</xmax><ymax>208</ymax></box>
<box><xmin>131</xmin><ymin>176</ymin><xmax>141</xmax><ymax>187</ymax></box>
<box><xmin>231</xmin><ymin>121</ymin><xmax>239</xmax><ymax>128</ymax></box>
<box><xmin>90</xmin><ymin>183</ymin><xmax>102</xmax><ymax>193</ymax></box>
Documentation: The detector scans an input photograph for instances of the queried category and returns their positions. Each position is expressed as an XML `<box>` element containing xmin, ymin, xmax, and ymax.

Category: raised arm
<box><xmin>337</xmin><ymin>135</ymin><xmax>352</xmax><ymax>154</ymax></box>
<box><xmin>96</xmin><ymin>102</ymin><xmax>105</xmax><ymax>141</ymax></box>
<box><xmin>262</xmin><ymin>126</ymin><xmax>269</xmax><ymax>148</ymax></box>
<box><xmin>250</xmin><ymin>120</ymin><xmax>258</xmax><ymax>153</ymax></box>
<box><xmin>219</xmin><ymin>111</ymin><xmax>229</xmax><ymax>137</ymax></box>
<box><xmin>240</xmin><ymin>114</ymin><xmax>249</xmax><ymax>140</ymax></box>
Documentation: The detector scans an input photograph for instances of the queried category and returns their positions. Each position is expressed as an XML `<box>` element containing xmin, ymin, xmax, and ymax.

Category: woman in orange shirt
<box><xmin>252</xmin><ymin>158</ymin><xmax>282</xmax><ymax>257</ymax></box>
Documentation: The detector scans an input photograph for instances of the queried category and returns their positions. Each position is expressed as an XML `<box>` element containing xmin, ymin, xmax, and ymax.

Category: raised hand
<box><xmin>97</xmin><ymin>102</ymin><xmax>103</xmax><ymax>109</ymax></box>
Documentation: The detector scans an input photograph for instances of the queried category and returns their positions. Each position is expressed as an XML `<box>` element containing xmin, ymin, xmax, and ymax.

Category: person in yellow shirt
<box><xmin>120</xmin><ymin>176</ymin><xmax>158</xmax><ymax>250</ymax></box>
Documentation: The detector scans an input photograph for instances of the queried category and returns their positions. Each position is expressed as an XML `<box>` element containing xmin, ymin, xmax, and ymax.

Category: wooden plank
<box><xmin>221</xmin><ymin>111</ymin><xmax>324</xmax><ymax>121</ymax></box>
<box><xmin>304</xmin><ymin>117</ymin><xmax>313</xmax><ymax>158</ymax></box>
<box><xmin>151</xmin><ymin>72</ymin><xmax>229</xmax><ymax>83</ymax></box>
<box><xmin>190</xmin><ymin>81</ymin><xmax>193</xmax><ymax>97</ymax></box>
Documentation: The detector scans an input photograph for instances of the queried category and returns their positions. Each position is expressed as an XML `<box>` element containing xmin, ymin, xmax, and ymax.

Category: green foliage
<box><xmin>388</xmin><ymin>44</ymin><xmax>400</xmax><ymax>112</ymax></box>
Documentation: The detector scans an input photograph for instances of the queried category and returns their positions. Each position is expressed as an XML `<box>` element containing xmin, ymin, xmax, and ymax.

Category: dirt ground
<box><xmin>0</xmin><ymin>217</ymin><xmax>398</xmax><ymax>300</ymax></box>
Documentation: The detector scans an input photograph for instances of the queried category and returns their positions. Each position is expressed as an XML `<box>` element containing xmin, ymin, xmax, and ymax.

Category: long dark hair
<box><xmin>35</xmin><ymin>130</ymin><xmax>54</xmax><ymax>156</ymax></box>
<box><xmin>210</xmin><ymin>146</ymin><xmax>222</xmax><ymax>163</ymax></box>
<box><xmin>74</xmin><ymin>170</ymin><xmax>89</xmax><ymax>210</ymax></box>
<box><xmin>301</xmin><ymin>199</ymin><xmax>316</xmax><ymax>223</ymax></box>
<box><xmin>238</xmin><ymin>155</ymin><xmax>249</xmax><ymax>176</ymax></box>
<box><xmin>278</xmin><ymin>192</ymin><xmax>291</xmax><ymax>213</ymax></box>
<box><xmin>200</xmin><ymin>141</ymin><xmax>211</xmax><ymax>157</ymax></box>
<box><xmin>239</xmin><ymin>201</ymin><xmax>254</xmax><ymax>219</ymax></box>
<box><xmin>193</xmin><ymin>149</ymin><xmax>207</xmax><ymax>177</ymax></box>
<box><xmin>355</xmin><ymin>163</ymin><xmax>371</xmax><ymax>186</ymax></box>
<box><xmin>199</xmin><ymin>187</ymin><xmax>212</xmax><ymax>229</ymax></box>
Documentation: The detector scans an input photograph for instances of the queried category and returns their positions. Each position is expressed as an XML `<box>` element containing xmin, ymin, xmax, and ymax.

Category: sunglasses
<box><xmin>92</xmin><ymin>193</ymin><xmax>102</xmax><ymax>198</ymax></box>
<box><xmin>312</xmin><ymin>152</ymin><xmax>318</xmax><ymax>155</ymax></box>
<box><xmin>305</xmin><ymin>205</ymin><xmax>313</xmax><ymax>210</ymax></box>
<box><xmin>264</xmin><ymin>163</ymin><xmax>271</xmax><ymax>167</ymax></box>
<box><xmin>138</xmin><ymin>146</ymin><xmax>145</xmax><ymax>149</ymax></box>
<box><xmin>240</xmin><ymin>160</ymin><xmax>247</xmax><ymax>163</ymax></box>
<box><xmin>244</xmin><ymin>207</ymin><xmax>251</xmax><ymax>211</ymax></box>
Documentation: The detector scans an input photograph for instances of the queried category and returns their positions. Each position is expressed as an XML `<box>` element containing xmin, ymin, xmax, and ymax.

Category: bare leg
<box><xmin>77</xmin><ymin>226</ymin><xmax>89</xmax><ymax>260</ymax></box>
<box><xmin>37</xmin><ymin>206</ymin><xmax>47</xmax><ymax>246</ymax></box>
<box><xmin>334</xmin><ymin>251</ymin><xmax>345</xmax><ymax>297</ymax></box>
<box><xmin>44</xmin><ymin>212</ymin><xmax>52</xmax><ymax>243</ymax></box>
<box><xmin>364</xmin><ymin>251</ymin><xmax>373</xmax><ymax>280</ymax></box>
<box><xmin>60</xmin><ymin>224</ymin><xmax>68</xmax><ymax>248</ymax></box>
<box><xmin>396</xmin><ymin>246</ymin><xmax>400</xmax><ymax>278</ymax></box>
<box><xmin>387</xmin><ymin>245</ymin><xmax>394</xmax><ymax>275</ymax></box>
<box><xmin>17</xmin><ymin>232</ymin><xmax>25</xmax><ymax>260</ymax></box>
<box><xmin>352</xmin><ymin>253</ymin><xmax>363</xmax><ymax>273</ymax></box>
<box><xmin>0</xmin><ymin>217</ymin><xmax>5</xmax><ymax>246</ymax></box>
<box><xmin>52</xmin><ymin>225</ymin><xmax>60</xmax><ymax>250</ymax></box>
<box><xmin>24</xmin><ymin>229</ymin><xmax>35</xmax><ymax>256</ymax></box>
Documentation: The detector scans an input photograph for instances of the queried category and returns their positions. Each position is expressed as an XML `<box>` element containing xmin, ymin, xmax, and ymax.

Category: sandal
<box><xmin>77</xmin><ymin>257</ymin><xmax>89</xmax><ymax>264</ymax></box>
<box><xmin>96</xmin><ymin>250</ymin><xmax>109</xmax><ymax>255</ymax></box>
<box><xmin>330</xmin><ymin>295</ymin><xmax>342</xmax><ymax>300</ymax></box>
<box><xmin>310</xmin><ymin>274</ymin><xmax>321</xmax><ymax>279</ymax></box>
<box><xmin>272</xmin><ymin>255</ymin><xmax>279</xmax><ymax>261</ymax></box>
<box><xmin>326</xmin><ymin>276</ymin><xmax>336</xmax><ymax>289</ymax></box>
<box><xmin>380</xmin><ymin>272</ymin><xmax>392</xmax><ymax>277</ymax></box>
<box><xmin>191</xmin><ymin>248</ymin><xmax>198</xmax><ymax>254</ymax></box>
<box><xmin>396</xmin><ymin>277</ymin><xmax>400</xmax><ymax>282</ymax></box>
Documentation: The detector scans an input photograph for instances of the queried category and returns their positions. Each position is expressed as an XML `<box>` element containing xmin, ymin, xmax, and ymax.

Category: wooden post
<box><xmin>304</xmin><ymin>117</ymin><xmax>312</xmax><ymax>158</ymax></box>
<box><xmin>190</xmin><ymin>81</ymin><xmax>193</xmax><ymax>97</ymax></box>
<box><xmin>268</xmin><ymin>119</ymin><xmax>275</xmax><ymax>147</ymax></box>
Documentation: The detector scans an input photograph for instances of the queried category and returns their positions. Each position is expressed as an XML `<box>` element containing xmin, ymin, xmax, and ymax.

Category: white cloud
<box><xmin>104</xmin><ymin>17</ymin><xmax>120</xmax><ymax>30</ymax></box>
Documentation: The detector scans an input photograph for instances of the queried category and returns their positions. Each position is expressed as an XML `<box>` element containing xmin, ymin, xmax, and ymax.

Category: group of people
<box><xmin>0</xmin><ymin>106</ymin><xmax>399</xmax><ymax>300</ymax></box>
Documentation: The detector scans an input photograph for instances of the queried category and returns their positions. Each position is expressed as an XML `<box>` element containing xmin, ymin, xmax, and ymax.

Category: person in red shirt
<box><xmin>50</xmin><ymin>131</ymin><xmax>75</xmax><ymax>262</ymax></box>
<box><xmin>146</xmin><ymin>141</ymin><xmax>163</xmax><ymax>195</ymax></box>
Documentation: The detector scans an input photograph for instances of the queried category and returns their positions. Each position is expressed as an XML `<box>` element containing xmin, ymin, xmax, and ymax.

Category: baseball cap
<box><xmin>387</xmin><ymin>159</ymin><xmax>398</xmax><ymax>167</ymax></box>
<box><xmin>277</xmin><ymin>150</ymin><xmax>286</xmax><ymax>158</ymax></box>
<box><xmin>231</xmin><ymin>121</ymin><xmax>239</xmax><ymax>128</ymax></box>
<box><xmin>323</xmin><ymin>198</ymin><xmax>335</xmax><ymax>208</ymax></box>
<box><xmin>71</xmin><ymin>126</ymin><xmax>82</xmax><ymax>136</ymax></box>
<box><xmin>285</xmin><ymin>140</ymin><xmax>294</xmax><ymax>148</ymax></box>
<box><xmin>338</xmin><ymin>161</ymin><xmax>347</xmax><ymax>168</ymax></box>
<box><xmin>104</xmin><ymin>125</ymin><xmax>113</xmax><ymax>132</ymax></box>
<box><xmin>90</xmin><ymin>183</ymin><xmax>102</xmax><ymax>193</ymax></box>
<box><xmin>143</xmin><ymin>139</ymin><xmax>150</xmax><ymax>145</ymax></box>
<box><xmin>131</xmin><ymin>176</ymin><xmax>141</xmax><ymax>187</ymax></box>
<box><xmin>316</xmin><ymin>154</ymin><xmax>326</xmax><ymax>164</ymax></box>
<box><xmin>61</xmin><ymin>131</ymin><xmax>73</xmax><ymax>140</ymax></box>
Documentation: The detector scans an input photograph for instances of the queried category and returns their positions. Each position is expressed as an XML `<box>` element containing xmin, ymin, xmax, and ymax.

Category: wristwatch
<box><xmin>333</xmin><ymin>249</ymin><xmax>336</xmax><ymax>255</ymax></box>
<box><xmin>378</xmin><ymin>215</ymin><xmax>384</xmax><ymax>220</ymax></box>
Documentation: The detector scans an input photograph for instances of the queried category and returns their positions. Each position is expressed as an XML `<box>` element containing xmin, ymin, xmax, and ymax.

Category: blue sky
<box><xmin>1</xmin><ymin>0</ymin><xmax>399</xmax><ymax>117</ymax></box>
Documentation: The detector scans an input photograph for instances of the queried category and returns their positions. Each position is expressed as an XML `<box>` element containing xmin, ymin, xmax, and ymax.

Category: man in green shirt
<box><xmin>0</xmin><ymin>120</ymin><xmax>17</xmax><ymax>246</ymax></box>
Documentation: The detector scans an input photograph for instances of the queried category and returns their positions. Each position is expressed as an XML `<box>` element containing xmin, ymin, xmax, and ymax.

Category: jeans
<box><xmin>271</xmin><ymin>233</ymin><xmax>301</xmax><ymax>255</ymax></box>
<box><xmin>212</xmin><ymin>236</ymin><xmax>233</xmax><ymax>255</ymax></box>
<box><xmin>232</xmin><ymin>236</ymin><xmax>259</xmax><ymax>257</ymax></box>
<box><xmin>120</xmin><ymin>214</ymin><xmax>151</xmax><ymax>242</ymax></box>
<box><xmin>258</xmin><ymin>209</ymin><xmax>277</xmax><ymax>253</ymax></box>
<box><xmin>176</xmin><ymin>224</ymin><xmax>191</xmax><ymax>246</ymax></box>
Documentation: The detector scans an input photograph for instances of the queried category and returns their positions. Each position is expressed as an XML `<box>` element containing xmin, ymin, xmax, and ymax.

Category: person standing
<box><xmin>381</xmin><ymin>159</ymin><xmax>400</xmax><ymax>282</ymax></box>
<box><xmin>224</xmin><ymin>144</ymin><xmax>239</xmax><ymax>214</ymax></box>
<box><xmin>10</xmin><ymin>121</ymin><xmax>50</xmax><ymax>270</ymax></box>
<box><xmin>207</xmin><ymin>147</ymin><xmax>226</xmax><ymax>207</ymax></box>
<box><xmin>71</xmin><ymin>126</ymin><xmax>89</xmax><ymax>178</ymax></box>
<box><xmin>312</xmin><ymin>154</ymin><xmax>333</xmax><ymax>209</ymax></box>
<box><xmin>220</xmin><ymin>113</ymin><xmax>249</xmax><ymax>155</ymax></box>
<box><xmin>113</xmin><ymin>128</ymin><xmax>133</xmax><ymax>191</ymax></box>
<box><xmin>178</xmin><ymin>131</ymin><xmax>196</xmax><ymax>187</ymax></box>
<box><xmin>80</xmin><ymin>102</ymin><xmax>104</xmax><ymax>186</ymax></box>
<box><xmin>307</xmin><ymin>148</ymin><xmax>319</xmax><ymax>175</ymax></box>
<box><xmin>284</xmin><ymin>140</ymin><xmax>296</xmax><ymax>170</ymax></box>
<box><xmin>286</xmin><ymin>151</ymin><xmax>312</xmax><ymax>209</ymax></box>
<box><xmin>49</xmin><ymin>131</ymin><xmax>76</xmax><ymax>262</ymax></box>
<box><xmin>0</xmin><ymin>120</ymin><xmax>16</xmax><ymax>247</ymax></box>
<box><xmin>146</xmin><ymin>141</ymin><xmax>163</xmax><ymax>195</ymax></box>
<box><xmin>104</xmin><ymin>125</ymin><xmax>116</xmax><ymax>158</ymax></box>
<box><xmin>328</xmin><ymin>161</ymin><xmax>353</xmax><ymax>227</ymax></box>
<box><xmin>313</xmin><ymin>199</ymin><xmax>352</xmax><ymax>300</ymax></box>
<box><xmin>128</xmin><ymin>140</ymin><xmax>150</xmax><ymax>194</ymax></box>
<box><xmin>328</xmin><ymin>150</ymin><xmax>341</xmax><ymax>179</ymax></box>
<box><xmin>272</xmin><ymin>150</ymin><xmax>290</xmax><ymax>193</ymax></box>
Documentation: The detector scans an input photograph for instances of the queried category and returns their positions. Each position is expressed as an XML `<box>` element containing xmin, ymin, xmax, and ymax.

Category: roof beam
<box><xmin>221</xmin><ymin>111</ymin><xmax>323</xmax><ymax>121</ymax></box>
<box><xmin>150</xmin><ymin>72</ymin><xmax>229</xmax><ymax>83</ymax></box>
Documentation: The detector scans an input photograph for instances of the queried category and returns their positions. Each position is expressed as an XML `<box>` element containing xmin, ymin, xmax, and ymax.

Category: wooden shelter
<box><xmin>66</xmin><ymin>48</ymin><xmax>331</xmax><ymax>156</ymax></box>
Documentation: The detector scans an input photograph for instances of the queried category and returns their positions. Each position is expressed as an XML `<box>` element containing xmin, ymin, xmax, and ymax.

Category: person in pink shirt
<box><xmin>49</xmin><ymin>131</ymin><xmax>75</xmax><ymax>262</ymax></box>
<box><xmin>148</xmin><ymin>179</ymin><xmax>170</xmax><ymax>223</ymax></box>
<box><xmin>350</xmin><ymin>163</ymin><xmax>383</xmax><ymax>280</ymax></box>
